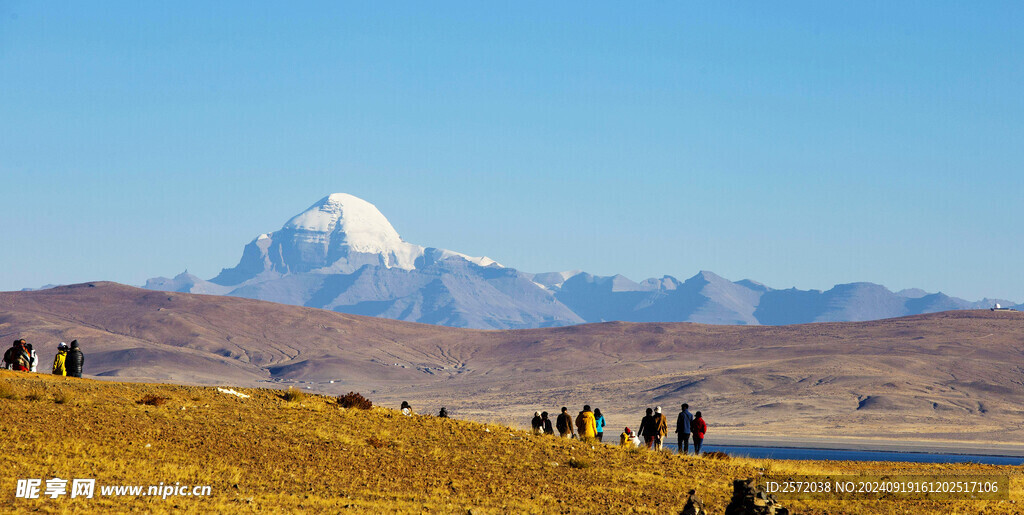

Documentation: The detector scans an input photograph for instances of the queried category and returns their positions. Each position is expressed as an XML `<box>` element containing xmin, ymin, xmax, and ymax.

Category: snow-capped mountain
<box><xmin>147</xmin><ymin>194</ymin><xmax>579</xmax><ymax>329</ymax></box>
<box><xmin>208</xmin><ymin>193</ymin><xmax>497</xmax><ymax>285</ymax></box>
<box><xmin>145</xmin><ymin>193</ymin><xmax>1021</xmax><ymax>329</ymax></box>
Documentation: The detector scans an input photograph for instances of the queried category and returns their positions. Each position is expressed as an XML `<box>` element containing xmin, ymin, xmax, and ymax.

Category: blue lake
<box><xmin>662</xmin><ymin>443</ymin><xmax>1024</xmax><ymax>466</ymax></box>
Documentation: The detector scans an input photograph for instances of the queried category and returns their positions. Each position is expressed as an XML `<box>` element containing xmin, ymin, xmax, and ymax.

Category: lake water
<box><xmin>662</xmin><ymin>443</ymin><xmax>1024</xmax><ymax>466</ymax></box>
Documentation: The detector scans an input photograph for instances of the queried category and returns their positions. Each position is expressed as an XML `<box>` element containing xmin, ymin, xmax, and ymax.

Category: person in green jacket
<box><xmin>52</xmin><ymin>342</ymin><xmax>68</xmax><ymax>376</ymax></box>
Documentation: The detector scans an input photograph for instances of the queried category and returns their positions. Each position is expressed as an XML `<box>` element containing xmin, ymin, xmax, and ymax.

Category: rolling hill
<box><xmin>2</xmin><ymin>281</ymin><xmax>1023</xmax><ymax>447</ymax></box>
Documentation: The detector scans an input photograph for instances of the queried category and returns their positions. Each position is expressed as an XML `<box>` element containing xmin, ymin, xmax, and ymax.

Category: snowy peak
<box><xmin>210</xmin><ymin>193</ymin><xmax>497</xmax><ymax>286</ymax></box>
<box><xmin>284</xmin><ymin>194</ymin><xmax>407</xmax><ymax>256</ymax></box>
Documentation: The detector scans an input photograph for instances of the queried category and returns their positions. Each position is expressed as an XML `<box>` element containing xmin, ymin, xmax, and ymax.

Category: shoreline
<box><xmin>700</xmin><ymin>435</ymin><xmax>1024</xmax><ymax>458</ymax></box>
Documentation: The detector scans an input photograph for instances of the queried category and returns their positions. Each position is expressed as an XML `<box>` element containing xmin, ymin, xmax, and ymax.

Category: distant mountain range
<box><xmin>143</xmin><ymin>193</ymin><xmax>1021</xmax><ymax>330</ymax></box>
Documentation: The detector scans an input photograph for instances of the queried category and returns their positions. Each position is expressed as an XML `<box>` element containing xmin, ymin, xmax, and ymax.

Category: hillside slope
<box><xmin>2</xmin><ymin>282</ymin><xmax>1024</xmax><ymax>444</ymax></box>
<box><xmin>1</xmin><ymin>372</ymin><xmax>1021</xmax><ymax>513</ymax></box>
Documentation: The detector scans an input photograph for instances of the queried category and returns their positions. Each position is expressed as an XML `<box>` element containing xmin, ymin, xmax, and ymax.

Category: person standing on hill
<box><xmin>66</xmin><ymin>340</ymin><xmax>84</xmax><ymax>378</ymax></box>
<box><xmin>575</xmin><ymin>405</ymin><xmax>597</xmax><ymax>442</ymax></box>
<box><xmin>653</xmin><ymin>406</ymin><xmax>669</xmax><ymax>451</ymax></box>
<box><xmin>676</xmin><ymin>403</ymin><xmax>693</xmax><ymax>454</ymax></box>
<box><xmin>594</xmin><ymin>408</ymin><xmax>606</xmax><ymax>442</ymax></box>
<box><xmin>26</xmin><ymin>343</ymin><xmax>38</xmax><ymax>372</ymax></box>
<box><xmin>637</xmin><ymin>408</ymin><xmax>656</xmax><ymax>449</ymax></box>
<box><xmin>400</xmin><ymin>401</ymin><xmax>413</xmax><ymax>416</ymax></box>
<box><xmin>11</xmin><ymin>340</ymin><xmax>31</xmax><ymax>372</ymax></box>
<box><xmin>541</xmin><ymin>411</ymin><xmax>554</xmax><ymax>435</ymax></box>
<box><xmin>52</xmin><ymin>342</ymin><xmax>68</xmax><ymax>376</ymax></box>
<box><xmin>692</xmin><ymin>411</ymin><xmax>708</xmax><ymax>455</ymax></box>
<box><xmin>531</xmin><ymin>411</ymin><xmax>543</xmax><ymax>434</ymax></box>
<box><xmin>556</xmin><ymin>407</ymin><xmax>574</xmax><ymax>438</ymax></box>
<box><xmin>3</xmin><ymin>340</ymin><xmax>22</xmax><ymax>370</ymax></box>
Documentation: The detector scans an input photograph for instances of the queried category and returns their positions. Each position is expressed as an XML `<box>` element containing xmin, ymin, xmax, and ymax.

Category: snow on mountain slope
<box><xmin>209</xmin><ymin>194</ymin><xmax>498</xmax><ymax>286</ymax></box>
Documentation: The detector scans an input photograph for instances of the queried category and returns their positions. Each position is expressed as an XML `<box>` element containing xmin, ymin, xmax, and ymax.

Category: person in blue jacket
<box><xmin>594</xmin><ymin>408</ymin><xmax>606</xmax><ymax>442</ymax></box>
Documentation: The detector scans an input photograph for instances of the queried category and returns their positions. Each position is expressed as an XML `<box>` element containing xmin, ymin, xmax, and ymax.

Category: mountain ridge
<box><xmin>136</xmin><ymin>193</ymin><xmax>1022</xmax><ymax>329</ymax></box>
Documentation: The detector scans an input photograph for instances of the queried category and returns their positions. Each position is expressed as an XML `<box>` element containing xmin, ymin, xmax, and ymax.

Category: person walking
<box><xmin>594</xmin><ymin>408</ymin><xmax>606</xmax><ymax>442</ymax></box>
<box><xmin>637</xmin><ymin>408</ymin><xmax>656</xmax><ymax>449</ymax></box>
<box><xmin>2</xmin><ymin>340</ymin><xmax>22</xmax><ymax>370</ymax></box>
<box><xmin>66</xmin><ymin>340</ymin><xmax>84</xmax><ymax>378</ymax></box>
<box><xmin>575</xmin><ymin>405</ymin><xmax>597</xmax><ymax>443</ymax></box>
<box><xmin>26</xmin><ymin>343</ymin><xmax>38</xmax><ymax>372</ymax></box>
<box><xmin>400</xmin><ymin>401</ymin><xmax>413</xmax><ymax>416</ymax></box>
<box><xmin>692</xmin><ymin>411</ymin><xmax>708</xmax><ymax>455</ymax></box>
<box><xmin>531</xmin><ymin>411</ymin><xmax>543</xmax><ymax>434</ymax></box>
<box><xmin>541</xmin><ymin>411</ymin><xmax>554</xmax><ymax>435</ymax></box>
<box><xmin>676</xmin><ymin>403</ymin><xmax>694</xmax><ymax>454</ymax></box>
<box><xmin>653</xmin><ymin>406</ymin><xmax>669</xmax><ymax>451</ymax></box>
<box><xmin>11</xmin><ymin>340</ymin><xmax>30</xmax><ymax>372</ymax></box>
<box><xmin>438</xmin><ymin>407</ymin><xmax>449</xmax><ymax>418</ymax></box>
<box><xmin>556</xmin><ymin>407</ymin><xmax>574</xmax><ymax>438</ymax></box>
<box><xmin>52</xmin><ymin>342</ymin><xmax>68</xmax><ymax>376</ymax></box>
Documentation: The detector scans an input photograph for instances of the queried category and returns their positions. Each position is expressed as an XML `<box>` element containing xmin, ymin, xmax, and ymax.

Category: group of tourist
<box><xmin>1</xmin><ymin>339</ymin><xmax>85</xmax><ymax>377</ymax></box>
<box><xmin>530</xmin><ymin>405</ymin><xmax>608</xmax><ymax>442</ymax></box>
<box><xmin>529</xmin><ymin>402</ymin><xmax>708</xmax><ymax>454</ymax></box>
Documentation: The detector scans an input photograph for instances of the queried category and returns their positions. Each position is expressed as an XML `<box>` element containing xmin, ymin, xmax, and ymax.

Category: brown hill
<box><xmin>2</xmin><ymin>282</ymin><xmax>1023</xmax><ymax>446</ymax></box>
<box><xmin>3</xmin><ymin>372</ymin><xmax>1021</xmax><ymax>513</ymax></box>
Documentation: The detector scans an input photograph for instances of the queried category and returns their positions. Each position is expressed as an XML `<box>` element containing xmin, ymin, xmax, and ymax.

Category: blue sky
<box><xmin>2</xmin><ymin>2</ymin><xmax>1022</xmax><ymax>301</ymax></box>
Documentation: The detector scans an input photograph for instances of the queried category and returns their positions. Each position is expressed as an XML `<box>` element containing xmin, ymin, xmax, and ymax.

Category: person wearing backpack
<box><xmin>10</xmin><ymin>340</ymin><xmax>30</xmax><ymax>372</ymax></box>
<box><xmin>692</xmin><ymin>411</ymin><xmax>708</xmax><ymax>455</ymax></box>
<box><xmin>2</xmin><ymin>340</ymin><xmax>20</xmax><ymax>370</ymax></box>
<box><xmin>52</xmin><ymin>342</ymin><xmax>68</xmax><ymax>376</ymax></box>
<box><xmin>66</xmin><ymin>340</ymin><xmax>84</xmax><ymax>378</ymax></box>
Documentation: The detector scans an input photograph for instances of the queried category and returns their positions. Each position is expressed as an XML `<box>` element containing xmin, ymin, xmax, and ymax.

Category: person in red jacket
<box><xmin>692</xmin><ymin>411</ymin><xmax>708</xmax><ymax>454</ymax></box>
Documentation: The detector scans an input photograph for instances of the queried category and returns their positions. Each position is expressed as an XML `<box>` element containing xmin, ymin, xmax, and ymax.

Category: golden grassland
<box><xmin>0</xmin><ymin>370</ymin><xmax>1021</xmax><ymax>514</ymax></box>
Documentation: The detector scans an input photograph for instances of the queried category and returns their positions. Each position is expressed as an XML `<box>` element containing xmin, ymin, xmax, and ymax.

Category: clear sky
<box><xmin>2</xmin><ymin>2</ymin><xmax>1022</xmax><ymax>301</ymax></box>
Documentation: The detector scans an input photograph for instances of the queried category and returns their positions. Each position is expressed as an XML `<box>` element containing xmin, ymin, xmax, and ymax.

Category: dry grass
<box><xmin>365</xmin><ymin>436</ymin><xmax>392</xmax><ymax>449</ymax></box>
<box><xmin>52</xmin><ymin>389</ymin><xmax>71</xmax><ymax>404</ymax></box>
<box><xmin>338</xmin><ymin>391</ymin><xmax>372</xmax><ymax>409</ymax></box>
<box><xmin>0</xmin><ymin>370</ymin><xmax>1021</xmax><ymax>514</ymax></box>
<box><xmin>703</xmin><ymin>450</ymin><xmax>730</xmax><ymax>460</ymax></box>
<box><xmin>0</xmin><ymin>382</ymin><xmax>18</xmax><ymax>400</ymax></box>
<box><xmin>281</xmin><ymin>387</ymin><xmax>304</xmax><ymax>402</ymax></box>
<box><xmin>137</xmin><ymin>394</ymin><xmax>168</xmax><ymax>406</ymax></box>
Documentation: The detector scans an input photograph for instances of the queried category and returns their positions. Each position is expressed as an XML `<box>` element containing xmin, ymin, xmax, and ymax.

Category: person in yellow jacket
<box><xmin>52</xmin><ymin>342</ymin><xmax>68</xmax><ymax>376</ymax></box>
<box><xmin>575</xmin><ymin>405</ymin><xmax>598</xmax><ymax>442</ymax></box>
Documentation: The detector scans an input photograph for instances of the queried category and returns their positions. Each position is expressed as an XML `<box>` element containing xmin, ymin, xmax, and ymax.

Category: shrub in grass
<box><xmin>53</xmin><ymin>390</ymin><xmax>71</xmax><ymax>404</ymax></box>
<box><xmin>137</xmin><ymin>394</ymin><xmax>168</xmax><ymax>406</ymax></box>
<box><xmin>337</xmin><ymin>391</ymin><xmax>372</xmax><ymax>409</ymax></box>
<box><xmin>0</xmin><ymin>383</ymin><xmax>18</xmax><ymax>400</ymax></box>
<box><xmin>366</xmin><ymin>436</ymin><xmax>391</xmax><ymax>449</ymax></box>
<box><xmin>25</xmin><ymin>391</ymin><xmax>44</xmax><ymax>401</ymax></box>
<box><xmin>567</xmin><ymin>457</ymin><xmax>590</xmax><ymax>469</ymax></box>
<box><xmin>702</xmin><ymin>451</ymin><xmax>730</xmax><ymax>460</ymax></box>
<box><xmin>282</xmin><ymin>387</ymin><xmax>304</xmax><ymax>402</ymax></box>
